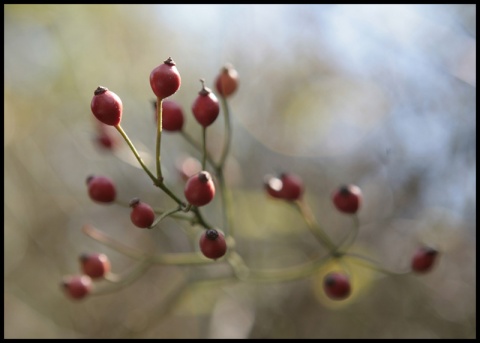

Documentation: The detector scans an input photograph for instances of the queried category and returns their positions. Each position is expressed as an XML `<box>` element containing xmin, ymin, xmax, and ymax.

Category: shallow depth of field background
<box><xmin>4</xmin><ymin>4</ymin><xmax>476</xmax><ymax>339</ymax></box>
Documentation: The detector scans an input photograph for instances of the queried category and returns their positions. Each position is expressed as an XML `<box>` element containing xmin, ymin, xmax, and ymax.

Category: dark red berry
<box><xmin>332</xmin><ymin>184</ymin><xmax>362</xmax><ymax>214</ymax></box>
<box><xmin>61</xmin><ymin>275</ymin><xmax>92</xmax><ymax>300</ymax></box>
<box><xmin>90</xmin><ymin>86</ymin><xmax>123</xmax><ymax>126</ymax></box>
<box><xmin>191</xmin><ymin>79</ymin><xmax>220</xmax><ymax>127</ymax></box>
<box><xmin>150</xmin><ymin>57</ymin><xmax>181</xmax><ymax>99</ymax></box>
<box><xmin>129</xmin><ymin>198</ymin><xmax>155</xmax><ymax>228</ymax></box>
<box><xmin>264</xmin><ymin>173</ymin><xmax>304</xmax><ymax>201</ymax></box>
<box><xmin>215</xmin><ymin>63</ymin><xmax>239</xmax><ymax>98</ymax></box>
<box><xmin>80</xmin><ymin>253</ymin><xmax>111</xmax><ymax>279</ymax></box>
<box><xmin>411</xmin><ymin>247</ymin><xmax>439</xmax><ymax>274</ymax></box>
<box><xmin>323</xmin><ymin>272</ymin><xmax>351</xmax><ymax>300</ymax></box>
<box><xmin>154</xmin><ymin>99</ymin><xmax>185</xmax><ymax>131</ymax></box>
<box><xmin>199</xmin><ymin>229</ymin><xmax>227</xmax><ymax>259</ymax></box>
<box><xmin>86</xmin><ymin>175</ymin><xmax>116</xmax><ymax>203</ymax></box>
<box><xmin>184</xmin><ymin>171</ymin><xmax>215</xmax><ymax>207</ymax></box>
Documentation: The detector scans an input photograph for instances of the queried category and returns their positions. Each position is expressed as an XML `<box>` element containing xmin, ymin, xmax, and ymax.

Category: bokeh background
<box><xmin>4</xmin><ymin>4</ymin><xmax>476</xmax><ymax>338</ymax></box>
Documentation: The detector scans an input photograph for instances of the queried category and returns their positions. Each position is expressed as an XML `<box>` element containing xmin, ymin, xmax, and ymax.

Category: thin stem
<box><xmin>336</xmin><ymin>214</ymin><xmax>360</xmax><ymax>251</ymax></box>
<box><xmin>115</xmin><ymin>125</ymin><xmax>158</xmax><ymax>185</ymax></box>
<box><xmin>114</xmin><ymin>199</ymin><xmax>191</xmax><ymax>221</ymax></box>
<box><xmin>149</xmin><ymin>206</ymin><xmax>183</xmax><ymax>229</ymax></box>
<box><xmin>82</xmin><ymin>224</ymin><xmax>215</xmax><ymax>266</ymax></box>
<box><xmin>345</xmin><ymin>252</ymin><xmax>412</xmax><ymax>276</ymax></box>
<box><xmin>157</xmin><ymin>182</ymin><xmax>186</xmax><ymax>207</ymax></box>
<box><xmin>293</xmin><ymin>199</ymin><xmax>338</xmax><ymax>252</ymax></box>
<box><xmin>180</xmin><ymin>130</ymin><xmax>216</xmax><ymax>168</ymax></box>
<box><xmin>216</xmin><ymin>168</ymin><xmax>233</xmax><ymax>238</ymax></box>
<box><xmin>190</xmin><ymin>207</ymin><xmax>214</xmax><ymax>230</ymax></box>
<box><xmin>91</xmin><ymin>258</ymin><xmax>153</xmax><ymax>296</ymax></box>
<box><xmin>218</xmin><ymin>96</ymin><xmax>232</xmax><ymax>167</ymax></box>
<box><xmin>155</xmin><ymin>97</ymin><xmax>164</xmax><ymax>181</ymax></box>
<box><xmin>245</xmin><ymin>253</ymin><xmax>332</xmax><ymax>283</ymax></box>
<box><xmin>201</xmin><ymin>126</ymin><xmax>207</xmax><ymax>170</ymax></box>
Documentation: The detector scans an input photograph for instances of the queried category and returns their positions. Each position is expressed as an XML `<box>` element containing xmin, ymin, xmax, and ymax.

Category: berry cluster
<box><xmin>63</xmin><ymin>56</ymin><xmax>440</xmax><ymax>304</ymax></box>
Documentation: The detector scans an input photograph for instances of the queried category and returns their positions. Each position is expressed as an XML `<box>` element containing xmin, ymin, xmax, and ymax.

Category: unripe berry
<box><xmin>154</xmin><ymin>99</ymin><xmax>185</xmax><ymax>131</ymax></box>
<box><xmin>80</xmin><ymin>253</ymin><xmax>111</xmax><ymax>279</ymax></box>
<box><xmin>86</xmin><ymin>175</ymin><xmax>116</xmax><ymax>203</ymax></box>
<box><xmin>90</xmin><ymin>86</ymin><xmax>123</xmax><ymax>126</ymax></box>
<box><xmin>323</xmin><ymin>272</ymin><xmax>351</xmax><ymax>300</ymax></box>
<box><xmin>61</xmin><ymin>275</ymin><xmax>92</xmax><ymax>300</ymax></box>
<box><xmin>215</xmin><ymin>63</ymin><xmax>239</xmax><ymax>98</ymax></box>
<box><xmin>199</xmin><ymin>229</ymin><xmax>227</xmax><ymax>260</ymax></box>
<box><xmin>184</xmin><ymin>171</ymin><xmax>215</xmax><ymax>206</ymax></box>
<box><xmin>264</xmin><ymin>173</ymin><xmax>304</xmax><ymax>201</ymax></box>
<box><xmin>332</xmin><ymin>184</ymin><xmax>362</xmax><ymax>214</ymax></box>
<box><xmin>150</xmin><ymin>57</ymin><xmax>181</xmax><ymax>99</ymax></box>
<box><xmin>129</xmin><ymin>198</ymin><xmax>155</xmax><ymax>228</ymax></box>
<box><xmin>411</xmin><ymin>247</ymin><xmax>439</xmax><ymax>274</ymax></box>
<box><xmin>191</xmin><ymin>79</ymin><xmax>220</xmax><ymax>127</ymax></box>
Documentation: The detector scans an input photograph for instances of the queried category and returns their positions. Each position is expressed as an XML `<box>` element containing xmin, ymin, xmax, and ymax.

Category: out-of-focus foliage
<box><xmin>4</xmin><ymin>4</ymin><xmax>475</xmax><ymax>338</ymax></box>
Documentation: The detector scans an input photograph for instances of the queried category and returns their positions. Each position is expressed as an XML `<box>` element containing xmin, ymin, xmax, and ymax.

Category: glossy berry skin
<box><xmin>129</xmin><ymin>198</ymin><xmax>155</xmax><ymax>228</ymax></box>
<box><xmin>150</xmin><ymin>57</ymin><xmax>181</xmax><ymax>100</ymax></box>
<box><xmin>191</xmin><ymin>80</ymin><xmax>220</xmax><ymax>127</ymax></box>
<box><xmin>323</xmin><ymin>272</ymin><xmax>351</xmax><ymax>300</ymax></box>
<box><xmin>411</xmin><ymin>247</ymin><xmax>439</xmax><ymax>273</ymax></box>
<box><xmin>80</xmin><ymin>253</ymin><xmax>111</xmax><ymax>279</ymax></box>
<box><xmin>154</xmin><ymin>99</ymin><xmax>185</xmax><ymax>131</ymax></box>
<box><xmin>332</xmin><ymin>184</ymin><xmax>362</xmax><ymax>214</ymax></box>
<box><xmin>199</xmin><ymin>229</ymin><xmax>227</xmax><ymax>260</ymax></box>
<box><xmin>61</xmin><ymin>275</ymin><xmax>92</xmax><ymax>300</ymax></box>
<box><xmin>184</xmin><ymin>171</ymin><xmax>215</xmax><ymax>207</ymax></box>
<box><xmin>264</xmin><ymin>173</ymin><xmax>304</xmax><ymax>201</ymax></box>
<box><xmin>215</xmin><ymin>64</ymin><xmax>239</xmax><ymax>98</ymax></box>
<box><xmin>86</xmin><ymin>175</ymin><xmax>116</xmax><ymax>203</ymax></box>
<box><xmin>91</xmin><ymin>86</ymin><xmax>123</xmax><ymax>126</ymax></box>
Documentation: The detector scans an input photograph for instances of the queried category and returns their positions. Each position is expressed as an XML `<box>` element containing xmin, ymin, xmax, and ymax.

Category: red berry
<box><xmin>86</xmin><ymin>175</ymin><xmax>116</xmax><ymax>203</ymax></box>
<box><xmin>61</xmin><ymin>275</ymin><xmax>92</xmax><ymax>300</ymax></box>
<box><xmin>411</xmin><ymin>247</ymin><xmax>439</xmax><ymax>273</ymax></box>
<box><xmin>199</xmin><ymin>229</ymin><xmax>227</xmax><ymax>259</ymax></box>
<box><xmin>184</xmin><ymin>171</ymin><xmax>215</xmax><ymax>206</ymax></box>
<box><xmin>215</xmin><ymin>63</ymin><xmax>239</xmax><ymax>98</ymax></box>
<box><xmin>129</xmin><ymin>198</ymin><xmax>155</xmax><ymax>228</ymax></box>
<box><xmin>150</xmin><ymin>57</ymin><xmax>181</xmax><ymax>99</ymax></box>
<box><xmin>323</xmin><ymin>272</ymin><xmax>351</xmax><ymax>300</ymax></box>
<box><xmin>191</xmin><ymin>79</ymin><xmax>220</xmax><ymax>127</ymax></box>
<box><xmin>80</xmin><ymin>253</ymin><xmax>111</xmax><ymax>279</ymax></box>
<box><xmin>332</xmin><ymin>184</ymin><xmax>362</xmax><ymax>214</ymax></box>
<box><xmin>154</xmin><ymin>99</ymin><xmax>185</xmax><ymax>131</ymax></box>
<box><xmin>90</xmin><ymin>86</ymin><xmax>123</xmax><ymax>126</ymax></box>
<box><xmin>264</xmin><ymin>173</ymin><xmax>304</xmax><ymax>201</ymax></box>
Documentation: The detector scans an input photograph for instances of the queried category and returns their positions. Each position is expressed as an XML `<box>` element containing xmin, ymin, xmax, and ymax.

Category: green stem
<box><xmin>82</xmin><ymin>224</ymin><xmax>216</xmax><ymax>266</ymax></box>
<box><xmin>336</xmin><ymin>214</ymin><xmax>360</xmax><ymax>251</ymax></box>
<box><xmin>91</xmin><ymin>258</ymin><xmax>153</xmax><ymax>296</ymax></box>
<box><xmin>190</xmin><ymin>207</ymin><xmax>213</xmax><ymax>230</ymax></box>
<box><xmin>218</xmin><ymin>96</ymin><xmax>232</xmax><ymax>167</ymax></box>
<box><xmin>345</xmin><ymin>252</ymin><xmax>412</xmax><ymax>276</ymax></box>
<box><xmin>216</xmin><ymin>167</ymin><xmax>233</xmax><ymax>238</ymax></box>
<box><xmin>115</xmin><ymin>125</ymin><xmax>158</xmax><ymax>185</ymax></box>
<box><xmin>149</xmin><ymin>206</ymin><xmax>183</xmax><ymax>229</ymax></box>
<box><xmin>245</xmin><ymin>253</ymin><xmax>332</xmax><ymax>283</ymax></box>
<box><xmin>294</xmin><ymin>199</ymin><xmax>338</xmax><ymax>252</ymax></box>
<box><xmin>201</xmin><ymin>126</ymin><xmax>207</xmax><ymax>170</ymax></box>
<box><xmin>180</xmin><ymin>131</ymin><xmax>216</xmax><ymax>168</ymax></box>
<box><xmin>155</xmin><ymin>97</ymin><xmax>164</xmax><ymax>181</ymax></box>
